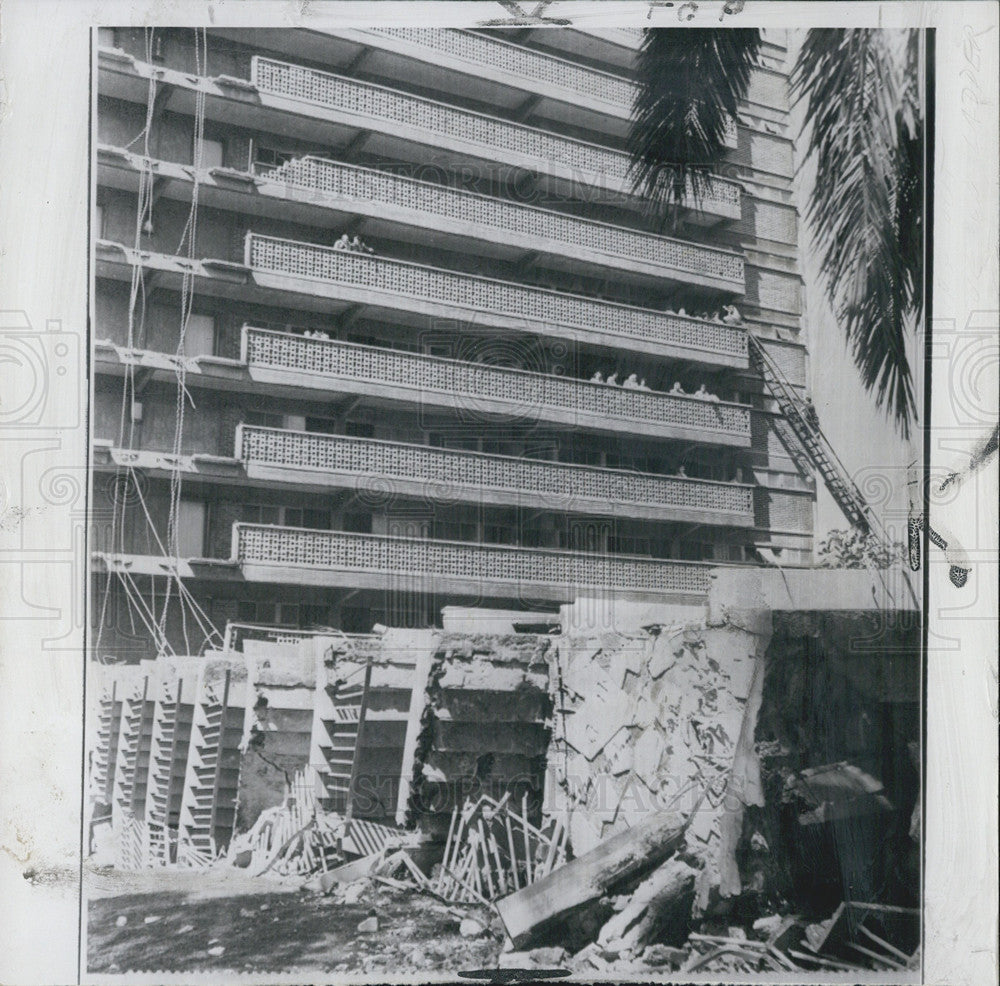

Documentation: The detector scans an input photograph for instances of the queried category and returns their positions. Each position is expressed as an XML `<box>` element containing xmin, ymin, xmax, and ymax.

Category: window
<box><xmin>423</xmin><ymin>340</ymin><xmax>455</xmax><ymax>360</ymax></box>
<box><xmin>387</xmin><ymin>516</ymin><xmax>430</xmax><ymax>539</ymax></box>
<box><xmin>97</xmin><ymin>27</ymin><xmax>117</xmax><ymax>48</ymax></box>
<box><xmin>252</xmin><ymin>144</ymin><xmax>295</xmax><ymax>176</ymax></box>
<box><xmin>176</xmin><ymin>500</ymin><xmax>206</xmax><ymax>557</ymax></box>
<box><xmin>238</xmin><ymin>601</ymin><xmax>276</xmax><ymax>624</ymax></box>
<box><xmin>245</xmin><ymin>411</ymin><xmax>284</xmax><ymax>430</ymax></box>
<box><xmin>182</xmin><ymin>313</ymin><xmax>215</xmax><ymax>357</ymax></box>
<box><xmin>299</xmin><ymin>604</ymin><xmax>331</xmax><ymax>628</ymax></box>
<box><xmin>678</xmin><ymin>541</ymin><xmax>713</xmax><ymax>561</ymax></box>
<box><xmin>350</xmin><ymin>333</ymin><xmax>420</xmax><ymax>354</ymax></box>
<box><xmin>523</xmin><ymin>442</ymin><xmax>557</xmax><ymax>461</ymax></box>
<box><xmin>484</xmin><ymin>524</ymin><xmax>517</xmax><ymax>546</ymax></box>
<box><xmin>434</xmin><ymin>520</ymin><xmax>478</xmax><ymax>542</ymax></box>
<box><xmin>301</xmin><ymin>417</ymin><xmax>331</xmax><ymax>435</ymax></box>
<box><xmin>343</xmin><ymin>512</ymin><xmax>372</xmax><ymax>534</ymax></box>
<box><xmin>283</xmin><ymin>507</ymin><xmax>330</xmax><ymax>530</ymax></box>
<box><xmin>237</xmin><ymin>601</ymin><xmax>334</xmax><ymax>628</ymax></box>
<box><xmin>198</xmin><ymin>138</ymin><xmax>225</xmax><ymax>170</ymax></box>
<box><xmin>94</xmin><ymin>203</ymin><xmax>105</xmax><ymax>239</ymax></box>
<box><xmin>258</xmin><ymin>318</ymin><xmax>312</xmax><ymax>336</ymax></box>
<box><xmin>341</xmin><ymin>606</ymin><xmax>375</xmax><ymax>634</ymax></box>
<box><xmin>241</xmin><ymin>504</ymin><xmax>329</xmax><ymax>529</ymax></box>
<box><xmin>429</xmin><ymin>432</ymin><xmax>479</xmax><ymax>452</ymax></box>
<box><xmin>344</xmin><ymin>420</ymin><xmax>375</xmax><ymax>439</ymax></box>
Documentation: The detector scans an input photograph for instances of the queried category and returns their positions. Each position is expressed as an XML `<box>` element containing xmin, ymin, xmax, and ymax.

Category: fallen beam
<box><xmin>495</xmin><ymin>803</ymin><xmax>696</xmax><ymax>949</ymax></box>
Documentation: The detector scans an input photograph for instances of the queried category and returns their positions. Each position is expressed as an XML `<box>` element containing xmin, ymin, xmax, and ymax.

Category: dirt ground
<box><xmin>86</xmin><ymin>865</ymin><xmax>502</xmax><ymax>976</ymax></box>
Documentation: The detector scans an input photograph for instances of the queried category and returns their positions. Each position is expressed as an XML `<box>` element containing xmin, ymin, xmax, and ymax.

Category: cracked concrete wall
<box><xmin>547</xmin><ymin>609</ymin><xmax>772</xmax><ymax>914</ymax></box>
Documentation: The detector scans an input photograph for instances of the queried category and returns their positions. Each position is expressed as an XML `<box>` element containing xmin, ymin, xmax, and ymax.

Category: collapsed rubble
<box><xmin>88</xmin><ymin>569</ymin><xmax>922</xmax><ymax>976</ymax></box>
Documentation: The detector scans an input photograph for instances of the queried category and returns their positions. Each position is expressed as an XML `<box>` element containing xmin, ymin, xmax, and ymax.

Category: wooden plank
<box><xmin>494</xmin><ymin>802</ymin><xmax>697</xmax><ymax>949</ymax></box>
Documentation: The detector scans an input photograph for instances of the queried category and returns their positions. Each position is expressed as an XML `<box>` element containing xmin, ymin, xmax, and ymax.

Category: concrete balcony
<box><xmin>237</xmin><ymin>425</ymin><xmax>756</xmax><ymax>526</ymax></box>
<box><xmin>349</xmin><ymin>29</ymin><xmax>738</xmax><ymax>147</ymax></box>
<box><xmin>249</xmin><ymin>56</ymin><xmax>742</xmax><ymax>217</ymax></box>
<box><xmin>243</xmin><ymin>328</ymin><xmax>753</xmax><ymax>447</ymax></box>
<box><xmin>270</xmin><ymin>157</ymin><xmax>741</xmax><ymax>280</ymax></box>
<box><xmin>96</xmin><ymin>148</ymin><xmax>744</xmax><ymax>292</ymax></box>
<box><xmin>211</xmin><ymin>27</ymin><xmax>643</xmax><ymax>141</ymax></box>
<box><xmin>98</xmin><ymin>46</ymin><xmax>740</xmax><ymax>212</ymax></box>
<box><xmin>94</xmin><ymin>237</ymin><xmax>745</xmax><ymax>368</ymax></box>
<box><xmin>245</xmin><ymin>233</ymin><xmax>747</xmax><ymax>364</ymax></box>
<box><xmin>233</xmin><ymin>523</ymin><xmax>716</xmax><ymax>601</ymax></box>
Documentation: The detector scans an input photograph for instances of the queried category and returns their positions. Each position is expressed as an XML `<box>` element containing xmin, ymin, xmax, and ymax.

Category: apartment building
<box><xmin>91</xmin><ymin>25</ymin><xmax>813</xmax><ymax>658</ymax></box>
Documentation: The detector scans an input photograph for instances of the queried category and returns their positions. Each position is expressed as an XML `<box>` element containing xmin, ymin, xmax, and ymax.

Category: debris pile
<box><xmin>227</xmin><ymin>771</ymin><xmax>342</xmax><ymax>877</ymax></box>
<box><xmin>431</xmin><ymin>794</ymin><xmax>567</xmax><ymax>904</ymax></box>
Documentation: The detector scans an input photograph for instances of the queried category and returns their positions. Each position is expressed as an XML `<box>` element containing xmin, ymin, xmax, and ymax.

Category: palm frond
<box><xmin>792</xmin><ymin>29</ymin><xmax>922</xmax><ymax>437</ymax></box>
<box><xmin>629</xmin><ymin>29</ymin><xmax>762</xmax><ymax>221</ymax></box>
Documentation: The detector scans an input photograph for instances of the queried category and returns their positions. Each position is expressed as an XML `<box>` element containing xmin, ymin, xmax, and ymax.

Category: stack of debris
<box><xmin>432</xmin><ymin>794</ymin><xmax>567</xmax><ymax>904</ymax></box>
<box><xmin>227</xmin><ymin>770</ymin><xmax>341</xmax><ymax>877</ymax></box>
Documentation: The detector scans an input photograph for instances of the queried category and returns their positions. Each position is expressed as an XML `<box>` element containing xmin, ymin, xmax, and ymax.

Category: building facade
<box><xmin>92</xmin><ymin>25</ymin><xmax>814</xmax><ymax>659</ymax></box>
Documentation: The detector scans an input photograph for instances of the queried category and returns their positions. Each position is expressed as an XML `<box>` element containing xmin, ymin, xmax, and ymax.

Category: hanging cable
<box><xmin>96</xmin><ymin>26</ymin><xmax>159</xmax><ymax>655</ymax></box>
<box><xmin>160</xmin><ymin>27</ymin><xmax>210</xmax><ymax>653</ymax></box>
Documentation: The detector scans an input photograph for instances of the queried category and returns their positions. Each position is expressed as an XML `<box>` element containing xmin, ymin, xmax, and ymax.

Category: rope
<box><xmin>98</xmin><ymin>29</ymin><xmax>224</xmax><ymax>660</ymax></box>
<box><xmin>96</xmin><ymin>27</ymin><xmax>158</xmax><ymax>655</ymax></box>
<box><xmin>160</xmin><ymin>27</ymin><xmax>209</xmax><ymax>652</ymax></box>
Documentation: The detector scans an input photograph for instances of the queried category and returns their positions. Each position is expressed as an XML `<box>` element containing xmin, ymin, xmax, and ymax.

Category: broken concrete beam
<box><xmin>435</xmin><ymin>633</ymin><xmax>551</xmax><ymax>666</ymax></box>
<box><xmin>494</xmin><ymin>804</ymin><xmax>695</xmax><ymax>949</ymax></box>
<box><xmin>433</xmin><ymin>689</ymin><xmax>549</xmax><ymax>723</ymax></box>
<box><xmin>328</xmin><ymin>662</ymin><xmax>418</xmax><ymax>692</ymax></box>
<box><xmin>596</xmin><ymin>856</ymin><xmax>697</xmax><ymax>953</ymax></box>
<box><xmin>437</xmin><ymin>664</ymin><xmax>549</xmax><ymax>692</ymax></box>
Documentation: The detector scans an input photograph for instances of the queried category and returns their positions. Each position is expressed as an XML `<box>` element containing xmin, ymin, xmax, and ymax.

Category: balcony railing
<box><xmin>368</xmin><ymin>30</ymin><xmax>737</xmax><ymax>146</ymax></box>
<box><xmin>235</xmin><ymin>524</ymin><xmax>715</xmax><ymax>596</ymax></box>
<box><xmin>267</xmin><ymin>157</ymin><xmax>743</xmax><ymax>280</ymax></box>
<box><xmin>245</xmin><ymin>234</ymin><xmax>746</xmax><ymax>358</ymax></box>
<box><xmin>373</xmin><ymin>28</ymin><xmax>637</xmax><ymax>109</ymax></box>
<box><xmin>242</xmin><ymin>328</ymin><xmax>753</xmax><ymax>443</ymax></box>
<box><xmin>250</xmin><ymin>56</ymin><xmax>742</xmax><ymax>204</ymax></box>
<box><xmin>237</xmin><ymin>426</ymin><xmax>755</xmax><ymax>519</ymax></box>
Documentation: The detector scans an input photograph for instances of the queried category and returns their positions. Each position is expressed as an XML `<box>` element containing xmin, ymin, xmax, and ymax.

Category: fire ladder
<box><xmin>748</xmin><ymin>334</ymin><xmax>871</xmax><ymax>534</ymax></box>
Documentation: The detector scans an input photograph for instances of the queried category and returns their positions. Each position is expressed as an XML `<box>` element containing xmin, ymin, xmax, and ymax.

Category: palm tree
<box><xmin>629</xmin><ymin>29</ymin><xmax>923</xmax><ymax>438</ymax></box>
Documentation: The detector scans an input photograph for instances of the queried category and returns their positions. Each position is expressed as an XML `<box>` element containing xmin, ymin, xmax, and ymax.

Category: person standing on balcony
<box><xmin>670</xmin><ymin>381</ymin><xmax>685</xmax><ymax>395</ymax></box>
<box><xmin>333</xmin><ymin>233</ymin><xmax>350</xmax><ymax>251</ymax></box>
<box><xmin>590</xmin><ymin>371</ymin><xmax>604</xmax><ymax>384</ymax></box>
<box><xmin>623</xmin><ymin>373</ymin><xmax>640</xmax><ymax>389</ymax></box>
<box><xmin>606</xmin><ymin>372</ymin><xmax>619</xmax><ymax>386</ymax></box>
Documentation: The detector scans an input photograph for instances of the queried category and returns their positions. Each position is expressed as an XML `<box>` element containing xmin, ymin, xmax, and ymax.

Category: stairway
<box><xmin>144</xmin><ymin>666</ymin><xmax>198</xmax><ymax>866</ymax></box>
<box><xmin>748</xmin><ymin>334</ymin><xmax>871</xmax><ymax>533</ymax></box>
<box><xmin>92</xmin><ymin>681</ymin><xmax>124</xmax><ymax>807</ymax></box>
<box><xmin>112</xmin><ymin>674</ymin><xmax>154</xmax><ymax>869</ymax></box>
<box><xmin>319</xmin><ymin>662</ymin><xmax>373</xmax><ymax>820</ymax></box>
<box><xmin>177</xmin><ymin>667</ymin><xmax>245</xmax><ymax>865</ymax></box>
